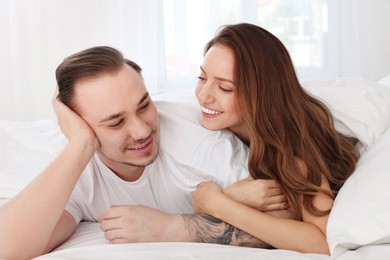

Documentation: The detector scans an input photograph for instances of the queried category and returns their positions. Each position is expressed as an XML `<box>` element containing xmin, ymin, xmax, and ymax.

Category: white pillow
<box><xmin>302</xmin><ymin>78</ymin><xmax>390</xmax><ymax>152</ymax></box>
<box><xmin>0</xmin><ymin>119</ymin><xmax>66</xmax><ymax>198</ymax></box>
<box><xmin>327</xmin><ymin>126</ymin><xmax>390</xmax><ymax>256</ymax></box>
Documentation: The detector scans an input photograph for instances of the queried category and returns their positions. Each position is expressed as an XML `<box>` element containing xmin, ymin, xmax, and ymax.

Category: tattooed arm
<box><xmin>183</xmin><ymin>214</ymin><xmax>272</xmax><ymax>248</ymax></box>
<box><xmin>98</xmin><ymin>204</ymin><xmax>283</xmax><ymax>247</ymax></box>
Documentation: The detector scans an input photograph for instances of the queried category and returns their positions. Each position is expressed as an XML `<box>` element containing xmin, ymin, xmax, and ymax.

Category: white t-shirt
<box><xmin>65</xmin><ymin>95</ymin><xmax>249</xmax><ymax>224</ymax></box>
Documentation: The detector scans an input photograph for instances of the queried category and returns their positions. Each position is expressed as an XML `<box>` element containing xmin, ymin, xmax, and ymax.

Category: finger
<box><xmin>268</xmin><ymin>194</ymin><xmax>287</xmax><ymax>204</ymax></box>
<box><xmin>104</xmin><ymin>227</ymin><xmax>126</xmax><ymax>242</ymax></box>
<box><xmin>98</xmin><ymin>206</ymin><xmax>123</xmax><ymax>223</ymax></box>
<box><xmin>53</xmin><ymin>86</ymin><xmax>59</xmax><ymax>99</ymax></box>
<box><xmin>197</xmin><ymin>182</ymin><xmax>206</xmax><ymax>188</ymax></box>
<box><xmin>265</xmin><ymin>179</ymin><xmax>282</xmax><ymax>188</ymax></box>
<box><xmin>110</xmin><ymin>238</ymin><xmax>129</xmax><ymax>244</ymax></box>
<box><xmin>100</xmin><ymin>217</ymin><xmax>123</xmax><ymax>232</ymax></box>
<box><xmin>52</xmin><ymin>96</ymin><xmax>71</xmax><ymax>115</ymax></box>
<box><xmin>263</xmin><ymin>202</ymin><xmax>288</xmax><ymax>211</ymax></box>
<box><xmin>197</xmin><ymin>181</ymin><xmax>214</xmax><ymax>188</ymax></box>
<box><xmin>264</xmin><ymin>187</ymin><xmax>283</xmax><ymax>197</ymax></box>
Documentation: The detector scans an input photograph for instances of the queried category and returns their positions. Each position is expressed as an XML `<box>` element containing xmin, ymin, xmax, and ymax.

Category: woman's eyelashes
<box><xmin>197</xmin><ymin>74</ymin><xmax>233</xmax><ymax>93</ymax></box>
<box><xmin>219</xmin><ymin>85</ymin><xmax>233</xmax><ymax>92</ymax></box>
<box><xmin>197</xmin><ymin>76</ymin><xmax>206</xmax><ymax>81</ymax></box>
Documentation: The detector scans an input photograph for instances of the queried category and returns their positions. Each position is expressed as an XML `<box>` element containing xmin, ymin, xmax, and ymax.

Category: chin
<box><xmin>200</xmin><ymin>121</ymin><xmax>223</xmax><ymax>131</ymax></box>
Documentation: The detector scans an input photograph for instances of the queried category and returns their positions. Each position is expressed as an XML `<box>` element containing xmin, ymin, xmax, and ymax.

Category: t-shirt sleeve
<box><xmin>186</xmin><ymin>130</ymin><xmax>249</xmax><ymax>188</ymax></box>
<box><xmin>65</xmin><ymin>186</ymin><xmax>83</xmax><ymax>225</ymax></box>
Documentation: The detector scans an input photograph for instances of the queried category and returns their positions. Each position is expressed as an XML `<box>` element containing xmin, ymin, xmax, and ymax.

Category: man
<box><xmin>0</xmin><ymin>46</ymin><xmax>287</xmax><ymax>259</ymax></box>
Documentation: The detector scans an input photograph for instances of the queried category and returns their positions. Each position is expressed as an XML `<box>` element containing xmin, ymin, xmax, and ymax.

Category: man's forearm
<box><xmin>182</xmin><ymin>214</ymin><xmax>272</xmax><ymax>248</ymax></box>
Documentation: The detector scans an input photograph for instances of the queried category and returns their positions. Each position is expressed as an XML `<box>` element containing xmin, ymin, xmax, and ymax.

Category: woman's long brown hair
<box><xmin>204</xmin><ymin>23</ymin><xmax>360</xmax><ymax>219</ymax></box>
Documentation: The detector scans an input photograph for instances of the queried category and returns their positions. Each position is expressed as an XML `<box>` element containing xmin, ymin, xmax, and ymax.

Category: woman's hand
<box><xmin>52</xmin><ymin>88</ymin><xmax>100</xmax><ymax>150</ymax></box>
<box><xmin>224</xmin><ymin>177</ymin><xmax>287</xmax><ymax>212</ymax></box>
<box><xmin>192</xmin><ymin>181</ymin><xmax>226</xmax><ymax>215</ymax></box>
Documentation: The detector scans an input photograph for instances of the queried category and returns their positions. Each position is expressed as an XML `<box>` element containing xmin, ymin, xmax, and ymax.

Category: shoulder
<box><xmin>154</xmin><ymin>96</ymin><xmax>247</xmax><ymax>163</ymax></box>
<box><xmin>152</xmin><ymin>92</ymin><xmax>249</xmax><ymax>184</ymax></box>
<box><xmin>74</xmin><ymin>155</ymin><xmax>105</xmax><ymax>189</ymax></box>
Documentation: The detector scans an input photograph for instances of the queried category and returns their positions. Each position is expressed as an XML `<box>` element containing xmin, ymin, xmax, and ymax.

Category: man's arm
<box><xmin>183</xmin><ymin>214</ymin><xmax>271</xmax><ymax>248</ymax></box>
<box><xmin>98</xmin><ymin>205</ymin><xmax>294</xmax><ymax>248</ymax></box>
<box><xmin>0</xmin><ymin>141</ymin><xmax>95</xmax><ymax>259</ymax></box>
<box><xmin>0</xmin><ymin>98</ymin><xmax>98</xmax><ymax>259</ymax></box>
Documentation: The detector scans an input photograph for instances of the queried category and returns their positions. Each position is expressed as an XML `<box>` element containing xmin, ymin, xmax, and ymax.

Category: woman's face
<box><xmin>195</xmin><ymin>43</ymin><xmax>245</xmax><ymax>137</ymax></box>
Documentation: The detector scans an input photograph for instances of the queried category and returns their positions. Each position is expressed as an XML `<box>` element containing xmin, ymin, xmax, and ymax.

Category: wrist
<box><xmin>205</xmin><ymin>192</ymin><xmax>229</xmax><ymax>217</ymax></box>
<box><xmin>66</xmin><ymin>138</ymin><xmax>98</xmax><ymax>164</ymax></box>
<box><xmin>163</xmin><ymin>215</ymin><xmax>192</xmax><ymax>242</ymax></box>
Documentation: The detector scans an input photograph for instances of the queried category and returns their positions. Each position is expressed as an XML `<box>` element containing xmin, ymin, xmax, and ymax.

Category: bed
<box><xmin>1</xmin><ymin>77</ymin><xmax>390</xmax><ymax>259</ymax></box>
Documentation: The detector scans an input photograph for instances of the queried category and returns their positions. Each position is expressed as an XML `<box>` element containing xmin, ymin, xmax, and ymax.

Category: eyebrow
<box><xmin>99</xmin><ymin>92</ymin><xmax>150</xmax><ymax>123</ymax></box>
<box><xmin>200</xmin><ymin>66</ymin><xmax>235</xmax><ymax>85</ymax></box>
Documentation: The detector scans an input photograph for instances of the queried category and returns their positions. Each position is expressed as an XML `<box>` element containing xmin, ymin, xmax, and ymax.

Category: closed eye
<box><xmin>138</xmin><ymin>101</ymin><xmax>150</xmax><ymax>112</ymax></box>
<box><xmin>108</xmin><ymin>119</ymin><xmax>124</xmax><ymax>128</ymax></box>
<box><xmin>219</xmin><ymin>85</ymin><xmax>233</xmax><ymax>92</ymax></box>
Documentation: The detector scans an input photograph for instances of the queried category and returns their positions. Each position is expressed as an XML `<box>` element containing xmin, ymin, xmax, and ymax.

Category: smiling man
<box><xmin>0</xmin><ymin>46</ymin><xmax>289</xmax><ymax>259</ymax></box>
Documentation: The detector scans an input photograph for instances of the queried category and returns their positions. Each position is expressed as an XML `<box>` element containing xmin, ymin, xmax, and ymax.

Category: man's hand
<box><xmin>98</xmin><ymin>205</ymin><xmax>186</xmax><ymax>243</ymax></box>
<box><xmin>224</xmin><ymin>177</ymin><xmax>287</xmax><ymax>211</ymax></box>
<box><xmin>52</xmin><ymin>88</ymin><xmax>99</xmax><ymax>149</ymax></box>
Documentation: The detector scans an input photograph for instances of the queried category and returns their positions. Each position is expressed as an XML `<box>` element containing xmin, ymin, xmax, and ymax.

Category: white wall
<box><xmin>0</xmin><ymin>0</ymin><xmax>164</xmax><ymax>121</ymax></box>
<box><xmin>340</xmin><ymin>0</ymin><xmax>390</xmax><ymax>80</ymax></box>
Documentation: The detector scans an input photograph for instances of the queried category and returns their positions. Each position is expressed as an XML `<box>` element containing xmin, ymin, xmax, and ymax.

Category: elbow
<box><xmin>305</xmin><ymin>241</ymin><xmax>330</xmax><ymax>255</ymax></box>
<box><xmin>0</xmin><ymin>243</ymin><xmax>44</xmax><ymax>260</ymax></box>
<box><xmin>321</xmin><ymin>244</ymin><xmax>331</xmax><ymax>256</ymax></box>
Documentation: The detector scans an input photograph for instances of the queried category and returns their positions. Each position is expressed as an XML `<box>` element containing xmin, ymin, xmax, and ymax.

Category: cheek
<box><xmin>96</xmin><ymin>130</ymin><xmax>126</xmax><ymax>149</ymax></box>
<box><xmin>144</xmin><ymin>106</ymin><xmax>159</xmax><ymax>130</ymax></box>
<box><xmin>194</xmin><ymin>84</ymin><xmax>202</xmax><ymax>98</ymax></box>
<box><xmin>223</xmin><ymin>97</ymin><xmax>239</xmax><ymax>114</ymax></box>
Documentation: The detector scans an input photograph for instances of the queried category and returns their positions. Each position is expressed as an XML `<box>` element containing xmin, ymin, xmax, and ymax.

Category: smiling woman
<box><xmin>195</xmin><ymin>43</ymin><xmax>246</xmax><ymax>143</ymax></box>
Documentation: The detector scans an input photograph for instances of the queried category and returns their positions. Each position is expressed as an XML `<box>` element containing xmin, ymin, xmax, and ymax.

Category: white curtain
<box><xmin>1</xmin><ymin>0</ymin><xmax>389</xmax><ymax>121</ymax></box>
<box><xmin>0</xmin><ymin>0</ymin><xmax>165</xmax><ymax>121</ymax></box>
<box><xmin>338</xmin><ymin>0</ymin><xmax>390</xmax><ymax>80</ymax></box>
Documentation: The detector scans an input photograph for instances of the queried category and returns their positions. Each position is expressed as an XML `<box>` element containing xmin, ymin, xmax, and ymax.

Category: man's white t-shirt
<box><xmin>65</xmin><ymin>94</ymin><xmax>249</xmax><ymax>224</ymax></box>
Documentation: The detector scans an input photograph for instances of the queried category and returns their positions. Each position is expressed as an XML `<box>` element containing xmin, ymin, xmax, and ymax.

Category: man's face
<box><xmin>73</xmin><ymin>64</ymin><xmax>160</xmax><ymax>178</ymax></box>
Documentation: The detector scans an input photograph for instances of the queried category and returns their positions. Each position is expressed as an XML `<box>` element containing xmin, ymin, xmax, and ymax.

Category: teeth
<box><xmin>128</xmin><ymin>139</ymin><xmax>151</xmax><ymax>150</ymax></box>
<box><xmin>131</xmin><ymin>145</ymin><xmax>146</xmax><ymax>150</ymax></box>
<box><xmin>202</xmin><ymin>106</ymin><xmax>222</xmax><ymax>115</ymax></box>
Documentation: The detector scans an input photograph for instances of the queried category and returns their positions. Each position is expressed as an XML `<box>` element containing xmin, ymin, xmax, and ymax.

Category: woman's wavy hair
<box><xmin>204</xmin><ymin>23</ymin><xmax>360</xmax><ymax>219</ymax></box>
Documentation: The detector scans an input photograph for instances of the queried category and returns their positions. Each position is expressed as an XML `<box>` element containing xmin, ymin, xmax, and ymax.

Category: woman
<box><xmin>192</xmin><ymin>23</ymin><xmax>360</xmax><ymax>254</ymax></box>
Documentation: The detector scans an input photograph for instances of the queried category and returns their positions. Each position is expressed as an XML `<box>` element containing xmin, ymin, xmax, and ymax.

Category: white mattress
<box><xmin>0</xmin><ymin>196</ymin><xmax>387</xmax><ymax>260</ymax></box>
<box><xmin>32</xmin><ymin>220</ymin><xmax>389</xmax><ymax>260</ymax></box>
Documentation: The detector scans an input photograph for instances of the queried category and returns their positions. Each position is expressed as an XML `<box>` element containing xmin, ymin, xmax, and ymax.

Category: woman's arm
<box><xmin>223</xmin><ymin>177</ymin><xmax>288</xmax><ymax>211</ymax></box>
<box><xmin>193</xmin><ymin>180</ymin><xmax>333</xmax><ymax>254</ymax></box>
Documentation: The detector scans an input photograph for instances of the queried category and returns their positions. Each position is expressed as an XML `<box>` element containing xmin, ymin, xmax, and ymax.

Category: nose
<box><xmin>126</xmin><ymin>117</ymin><xmax>152</xmax><ymax>142</ymax></box>
<box><xmin>196</xmin><ymin>83</ymin><xmax>215</xmax><ymax>104</ymax></box>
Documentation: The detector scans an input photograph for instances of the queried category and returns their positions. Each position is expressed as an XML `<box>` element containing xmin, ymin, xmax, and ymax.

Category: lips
<box><xmin>126</xmin><ymin>138</ymin><xmax>153</xmax><ymax>155</ymax></box>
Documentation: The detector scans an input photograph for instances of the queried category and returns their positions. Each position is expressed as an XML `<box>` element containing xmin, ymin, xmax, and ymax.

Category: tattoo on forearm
<box><xmin>183</xmin><ymin>214</ymin><xmax>272</xmax><ymax>248</ymax></box>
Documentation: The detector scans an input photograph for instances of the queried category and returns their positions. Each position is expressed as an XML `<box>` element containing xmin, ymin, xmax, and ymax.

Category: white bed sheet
<box><xmin>31</xmin><ymin>220</ymin><xmax>390</xmax><ymax>260</ymax></box>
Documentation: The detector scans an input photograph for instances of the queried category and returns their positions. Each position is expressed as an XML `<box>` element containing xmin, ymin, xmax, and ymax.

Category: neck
<box><xmin>97</xmin><ymin>153</ymin><xmax>146</xmax><ymax>182</ymax></box>
<box><xmin>113</xmin><ymin>165</ymin><xmax>145</xmax><ymax>182</ymax></box>
<box><xmin>229</xmin><ymin>126</ymin><xmax>250</xmax><ymax>146</ymax></box>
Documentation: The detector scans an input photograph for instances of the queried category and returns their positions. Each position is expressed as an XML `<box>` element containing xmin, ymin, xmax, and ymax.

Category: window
<box><xmin>162</xmin><ymin>0</ymin><xmax>337</xmax><ymax>90</ymax></box>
